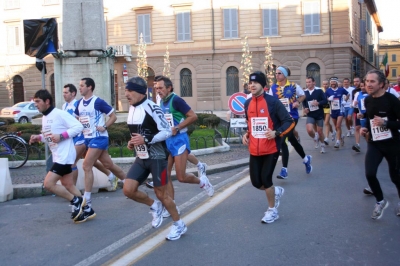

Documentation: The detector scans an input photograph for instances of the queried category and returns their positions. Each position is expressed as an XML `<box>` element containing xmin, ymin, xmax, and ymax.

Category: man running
<box><xmin>242</xmin><ymin>71</ymin><xmax>294</xmax><ymax>223</ymax></box>
<box><xmin>303</xmin><ymin>77</ymin><xmax>328</xmax><ymax>153</ymax></box>
<box><xmin>360</xmin><ymin>69</ymin><xmax>400</xmax><ymax>219</ymax></box>
<box><xmin>350</xmin><ymin>77</ymin><xmax>362</xmax><ymax>152</ymax></box>
<box><xmin>268</xmin><ymin>66</ymin><xmax>312</xmax><ymax>179</ymax></box>
<box><xmin>321</xmin><ymin>80</ymin><xmax>334</xmax><ymax>143</ymax></box>
<box><xmin>325</xmin><ymin>77</ymin><xmax>349</xmax><ymax>149</ymax></box>
<box><xmin>123</xmin><ymin>76</ymin><xmax>187</xmax><ymax>240</ymax></box>
<box><xmin>73</xmin><ymin>77</ymin><xmax>126</xmax><ymax>223</ymax></box>
<box><xmin>29</xmin><ymin>89</ymin><xmax>85</xmax><ymax>222</ymax></box>
<box><xmin>342</xmin><ymin>78</ymin><xmax>355</xmax><ymax>137</ymax></box>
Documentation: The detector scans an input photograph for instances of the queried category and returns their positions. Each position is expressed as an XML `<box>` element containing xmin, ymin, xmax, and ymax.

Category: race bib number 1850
<box><xmin>251</xmin><ymin>117</ymin><xmax>268</xmax><ymax>139</ymax></box>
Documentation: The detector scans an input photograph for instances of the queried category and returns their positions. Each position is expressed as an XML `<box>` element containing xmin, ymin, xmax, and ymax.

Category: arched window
<box><xmin>12</xmin><ymin>75</ymin><xmax>24</xmax><ymax>104</ymax></box>
<box><xmin>306</xmin><ymin>63</ymin><xmax>321</xmax><ymax>87</ymax></box>
<box><xmin>226</xmin><ymin>66</ymin><xmax>239</xmax><ymax>96</ymax></box>
<box><xmin>180</xmin><ymin>68</ymin><xmax>192</xmax><ymax>97</ymax></box>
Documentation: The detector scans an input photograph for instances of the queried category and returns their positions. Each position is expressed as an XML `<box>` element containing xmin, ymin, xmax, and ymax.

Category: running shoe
<box><xmin>346</xmin><ymin>131</ymin><xmax>351</xmax><ymax>137</ymax></box>
<box><xmin>200</xmin><ymin>175</ymin><xmax>214</xmax><ymax>197</ymax></box>
<box><xmin>274</xmin><ymin>186</ymin><xmax>284</xmax><ymax>208</ymax></box>
<box><xmin>162</xmin><ymin>204</ymin><xmax>181</xmax><ymax>218</ymax></box>
<box><xmin>334</xmin><ymin>142</ymin><xmax>340</xmax><ymax>149</ymax></box>
<box><xmin>146</xmin><ymin>181</ymin><xmax>154</xmax><ymax>189</ymax></box>
<box><xmin>350</xmin><ymin>127</ymin><xmax>355</xmax><ymax>135</ymax></box>
<box><xmin>320</xmin><ymin>146</ymin><xmax>326</xmax><ymax>154</ymax></box>
<box><xmin>74</xmin><ymin>205</ymin><xmax>96</xmax><ymax>224</ymax></box>
<box><xmin>314</xmin><ymin>133</ymin><xmax>319</xmax><ymax>149</ymax></box>
<box><xmin>303</xmin><ymin>155</ymin><xmax>312</xmax><ymax>174</ymax></box>
<box><xmin>340</xmin><ymin>135</ymin><xmax>345</xmax><ymax>147</ymax></box>
<box><xmin>71</xmin><ymin>197</ymin><xmax>86</xmax><ymax>220</ymax></box>
<box><xmin>363</xmin><ymin>187</ymin><xmax>374</xmax><ymax>195</ymax></box>
<box><xmin>352</xmin><ymin>144</ymin><xmax>361</xmax><ymax>153</ymax></box>
<box><xmin>166</xmin><ymin>221</ymin><xmax>187</xmax><ymax>240</ymax></box>
<box><xmin>150</xmin><ymin>201</ymin><xmax>164</xmax><ymax>228</ymax></box>
<box><xmin>277</xmin><ymin>167</ymin><xmax>288</xmax><ymax>179</ymax></box>
<box><xmin>324</xmin><ymin>138</ymin><xmax>329</xmax><ymax>146</ymax></box>
<box><xmin>197</xmin><ymin>162</ymin><xmax>207</xmax><ymax>178</ymax></box>
<box><xmin>261</xmin><ymin>208</ymin><xmax>279</xmax><ymax>224</ymax></box>
<box><xmin>108</xmin><ymin>174</ymin><xmax>118</xmax><ymax>191</ymax></box>
<box><xmin>371</xmin><ymin>199</ymin><xmax>388</xmax><ymax>220</ymax></box>
<box><xmin>396</xmin><ymin>202</ymin><xmax>400</xmax><ymax>216</ymax></box>
<box><xmin>331</xmin><ymin>131</ymin><xmax>336</xmax><ymax>142</ymax></box>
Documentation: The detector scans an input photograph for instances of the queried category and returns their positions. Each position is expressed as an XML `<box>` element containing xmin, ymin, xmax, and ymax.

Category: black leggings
<box><xmin>281</xmin><ymin>119</ymin><xmax>306</xmax><ymax>168</ymax></box>
<box><xmin>365</xmin><ymin>141</ymin><xmax>400</xmax><ymax>202</ymax></box>
<box><xmin>249</xmin><ymin>153</ymin><xmax>279</xmax><ymax>189</ymax></box>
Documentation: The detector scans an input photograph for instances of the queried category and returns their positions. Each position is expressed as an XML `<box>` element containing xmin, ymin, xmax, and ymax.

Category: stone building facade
<box><xmin>0</xmin><ymin>0</ymin><xmax>383</xmax><ymax>111</ymax></box>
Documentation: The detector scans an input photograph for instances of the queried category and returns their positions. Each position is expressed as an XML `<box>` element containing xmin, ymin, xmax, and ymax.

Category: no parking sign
<box><xmin>228</xmin><ymin>92</ymin><xmax>247</xmax><ymax>115</ymax></box>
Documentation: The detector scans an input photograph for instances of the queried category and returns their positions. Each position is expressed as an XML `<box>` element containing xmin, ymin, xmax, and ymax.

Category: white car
<box><xmin>0</xmin><ymin>101</ymin><xmax>40</xmax><ymax>123</ymax></box>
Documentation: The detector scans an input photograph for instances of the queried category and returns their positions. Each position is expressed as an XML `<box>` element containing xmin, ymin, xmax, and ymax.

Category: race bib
<box><xmin>42</xmin><ymin>127</ymin><xmax>57</xmax><ymax>149</ymax></box>
<box><xmin>279</xmin><ymin>98</ymin><xmax>290</xmax><ymax>113</ymax></box>
<box><xmin>164</xmin><ymin>113</ymin><xmax>174</xmax><ymax>128</ymax></box>
<box><xmin>135</xmin><ymin>144</ymin><xmax>149</xmax><ymax>159</ymax></box>
<box><xmin>79</xmin><ymin>116</ymin><xmax>93</xmax><ymax>137</ymax></box>
<box><xmin>251</xmin><ymin>117</ymin><xmax>268</xmax><ymax>139</ymax></box>
<box><xmin>331</xmin><ymin>99</ymin><xmax>340</xmax><ymax>110</ymax></box>
<box><xmin>308</xmin><ymin>101</ymin><xmax>319</xmax><ymax>112</ymax></box>
<box><xmin>370</xmin><ymin>117</ymin><xmax>392</xmax><ymax>141</ymax></box>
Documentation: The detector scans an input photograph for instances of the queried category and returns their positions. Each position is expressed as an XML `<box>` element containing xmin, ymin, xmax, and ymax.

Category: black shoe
<box><xmin>363</xmin><ymin>187</ymin><xmax>374</xmax><ymax>195</ymax></box>
<box><xmin>352</xmin><ymin>145</ymin><xmax>361</xmax><ymax>153</ymax></box>
<box><xmin>74</xmin><ymin>205</ymin><xmax>96</xmax><ymax>224</ymax></box>
<box><xmin>71</xmin><ymin>197</ymin><xmax>86</xmax><ymax>221</ymax></box>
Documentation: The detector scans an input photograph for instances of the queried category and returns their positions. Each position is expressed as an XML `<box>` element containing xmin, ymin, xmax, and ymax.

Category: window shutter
<box><xmin>312</xmin><ymin>3</ymin><xmax>320</xmax><ymax>33</ymax></box>
<box><xmin>270</xmin><ymin>7</ymin><xmax>278</xmax><ymax>36</ymax></box>
<box><xmin>368</xmin><ymin>45</ymin><xmax>374</xmax><ymax>62</ymax></box>
<box><xmin>231</xmin><ymin>9</ymin><xmax>238</xmax><ymax>38</ymax></box>
<box><xmin>184</xmin><ymin>12</ymin><xmax>190</xmax><ymax>40</ymax></box>
<box><xmin>304</xmin><ymin>1</ymin><xmax>319</xmax><ymax>34</ymax></box>
<box><xmin>138</xmin><ymin>15</ymin><xmax>144</xmax><ymax>42</ymax></box>
<box><xmin>224</xmin><ymin>9</ymin><xmax>231</xmax><ymax>38</ymax></box>
<box><xmin>359</xmin><ymin>19</ymin><xmax>366</xmax><ymax>46</ymax></box>
<box><xmin>144</xmin><ymin>14</ymin><xmax>150</xmax><ymax>43</ymax></box>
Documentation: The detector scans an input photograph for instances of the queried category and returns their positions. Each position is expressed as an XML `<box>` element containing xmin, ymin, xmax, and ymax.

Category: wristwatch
<box><xmin>175</xmin><ymin>126</ymin><xmax>180</xmax><ymax>133</ymax></box>
<box><xmin>144</xmin><ymin>137</ymin><xmax>149</xmax><ymax>144</ymax></box>
<box><xmin>103</xmin><ymin>125</ymin><xmax>107</xmax><ymax>130</ymax></box>
<box><xmin>275</xmin><ymin>130</ymin><xmax>282</xmax><ymax>137</ymax></box>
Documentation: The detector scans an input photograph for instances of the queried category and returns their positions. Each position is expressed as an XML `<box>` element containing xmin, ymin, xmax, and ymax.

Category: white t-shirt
<box><xmin>387</xmin><ymin>87</ymin><xmax>400</xmax><ymax>98</ymax></box>
<box><xmin>343</xmin><ymin>86</ymin><xmax>355</xmax><ymax>107</ymax></box>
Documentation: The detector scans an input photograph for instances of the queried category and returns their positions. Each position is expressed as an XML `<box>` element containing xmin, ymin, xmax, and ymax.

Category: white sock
<box><xmin>151</xmin><ymin>200</ymin><xmax>160</xmax><ymax>210</ymax></box>
<box><xmin>196</xmin><ymin>162</ymin><xmax>202</xmax><ymax>167</ymax></box>
<box><xmin>320</xmin><ymin>142</ymin><xmax>325</xmax><ymax>147</ymax></box>
<box><xmin>174</xmin><ymin>219</ymin><xmax>184</xmax><ymax>226</ymax></box>
<box><xmin>108</xmin><ymin>173</ymin><xmax>114</xmax><ymax>180</ymax></box>
<box><xmin>268</xmin><ymin>207</ymin><xmax>277</xmax><ymax>211</ymax></box>
<box><xmin>84</xmin><ymin>191</ymin><xmax>91</xmax><ymax>202</ymax></box>
<box><xmin>377</xmin><ymin>199</ymin><xmax>385</xmax><ymax>205</ymax></box>
<box><xmin>303</xmin><ymin>157</ymin><xmax>308</xmax><ymax>163</ymax></box>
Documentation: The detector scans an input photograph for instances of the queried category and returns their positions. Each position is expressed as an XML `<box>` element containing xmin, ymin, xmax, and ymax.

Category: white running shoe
<box><xmin>108</xmin><ymin>174</ymin><xmax>118</xmax><ymax>191</ymax></box>
<box><xmin>274</xmin><ymin>186</ymin><xmax>284</xmax><ymax>208</ymax></box>
<box><xmin>197</xmin><ymin>162</ymin><xmax>207</xmax><ymax>178</ymax></box>
<box><xmin>331</xmin><ymin>131</ymin><xmax>336</xmax><ymax>142</ymax></box>
<box><xmin>261</xmin><ymin>208</ymin><xmax>279</xmax><ymax>224</ymax></box>
<box><xmin>200</xmin><ymin>175</ymin><xmax>214</xmax><ymax>197</ymax></box>
<box><xmin>166</xmin><ymin>221</ymin><xmax>187</xmax><ymax>241</ymax></box>
<box><xmin>320</xmin><ymin>146</ymin><xmax>326</xmax><ymax>154</ymax></box>
<box><xmin>150</xmin><ymin>201</ymin><xmax>164</xmax><ymax>228</ymax></box>
<box><xmin>324</xmin><ymin>138</ymin><xmax>329</xmax><ymax>146</ymax></box>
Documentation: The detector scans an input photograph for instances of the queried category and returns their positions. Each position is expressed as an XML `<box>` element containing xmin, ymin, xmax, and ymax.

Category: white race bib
<box><xmin>42</xmin><ymin>127</ymin><xmax>57</xmax><ymax>150</ymax></box>
<box><xmin>79</xmin><ymin>116</ymin><xmax>93</xmax><ymax>137</ymax></box>
<box><xmin>279</xmin><ymin>98</ymin><xmax>290</xmax><ymax>113</ymax></box>
<box><xmin>164</xmin><ymin>113</ymin><xmax>174</xmax><ymax>128</ymax></box>
<box><xmin>331</xmin><ymin>99</ymin><xmax>340</xmax><ymax>110</ymax></box>
<box><xmin>135</xmin><ymin>144</ymin><xmax>149</xmax><ymax>159</ymax></box>
<box><xmin>308</xmin><ymin>101</ymin><xmax>319</xmax><ymax>112</ymax></box>
<box><xmin>251</xmin><ymin>117</ymin><xmax>268</xmax><ymax>139</ymax></box>
<box><xmin>370</xmin><ymin>117</ymin><xmax>392</xmax><ymax>141</ymax></box>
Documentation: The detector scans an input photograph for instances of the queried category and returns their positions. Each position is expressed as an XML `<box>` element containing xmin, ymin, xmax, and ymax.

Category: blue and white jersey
<box><xmin>62</xmin><ymin>99</ymin><xmax>78</xmax><ymax>116</ymax></box>
<box><xmin>355</xmin><ymin>91</ymin><xmax>369</xmax><ymax>114</ymax></box>
<box><xmin>325</xmin><ymin>87</ymin><xmax>349</xmax><ymax>112</ymax></box>
<box><xmin>74</xmin><ymin>96</ymin><xmax>114</xmax><ymax>139</ymax></box>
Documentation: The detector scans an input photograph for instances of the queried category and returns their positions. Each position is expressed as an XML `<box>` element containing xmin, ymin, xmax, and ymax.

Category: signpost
<box><xmin>228</xmin><ymin>92</ymin><xmax>247</xmax><ymax>115</ymax></box>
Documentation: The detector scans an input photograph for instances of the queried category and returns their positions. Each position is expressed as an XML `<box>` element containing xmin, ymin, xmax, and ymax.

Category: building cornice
<box><xmin>364</xmin><ymin>0</ymin><xmax>383</xmax><ymax>33</ymax></box>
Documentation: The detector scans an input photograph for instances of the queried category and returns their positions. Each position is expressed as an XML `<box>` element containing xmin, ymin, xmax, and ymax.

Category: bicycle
<box><xmin>0</xmin><ymin>121</ymin><xmax>29</xmax><ymax>169</ymax></box>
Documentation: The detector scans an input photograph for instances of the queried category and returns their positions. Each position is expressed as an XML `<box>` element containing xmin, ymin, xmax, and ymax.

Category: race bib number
<box><xmin>370</xmin><ymin>117</ymin><xmax>392</xmax><ymax>141</ymax></box>
<box><xmin>42</xmin><ymin>127</ymin><xmax>57</xmax><ymax>149</ymax></box>
<box><xmin>331</xmin><ymin>99</ymin><xmax>340</xmax><ymax>110</ymax></box>
<box><xmin>251</xmin><ymin>117</ymin><xmax>268</xmax><ymax>139</ymax></box>
<box><xmin>135</xmin><ymin>144</ymin><xmax>149</xmax><ymax>159</ymax></box>
<box><xmin>360</xmin><ymin>98</ymin><xmax>366</xmax><ymax>111</ymax></box>
<box><xmin>79</xmin><ymin>116</ymin><xmax>93</xmax><ymax>137</ymax></box>
<box><xmin>279</xmin><ymin>98</ymin><xmax>290</xmax><ymax>113</ymax></box>
<box><xmin>164</xmin><ymin>113</ymin><xmax>174</xmax><ymax>128</ymax></box>
<box><xmin>308</xmin><ymin>101</ymin><xmax>319</xmax><ymax>112</ymax></box>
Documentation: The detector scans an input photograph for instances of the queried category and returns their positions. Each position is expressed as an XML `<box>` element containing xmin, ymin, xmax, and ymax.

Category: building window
<box><xmin>262</xmin><ymin>4</ymin><xmax>278</xmax><ymax>36</ymax></box>
<box><xmin>4</xmin><ymin>0</ymin><xmax>20</xmax><ymax>9</ymax></box>
<box><xmin>226</xmin><ymin>66</ymin><xmax>239</xmax><ymax>96</ymax></box>
<box><xmin>176</xmin><ymin>11</ymin><xmax>191</xmax><ymax>41</ymax></box>
<box><xmin>180</xmin><ymin>68</ymin><xmax>192</xmax><ymax>97</ymax></box>
<box><xmin>7</xmin><ymin>24</ymin><xmax>21</xmax><ymax>54</ymax></box>
<box><xmin>223</xmin><ymin>8</ymin><xmax>238</xmax><ymax>39</ymax></box>
<box><xmin>392</xmin><ymin>54</ymin><xmax>397</xmax><ymax>62</ymax></box>
<box><xmin>303</xmin><ymin>1</ymin><xmax>320</xmax><ymax>34</ymax></box>
<box><xmin>12</xmin><ymin>75</ymin><xmax>24</xmax><ymax>104</ymax></box>
<box><xmin>137</xmin><ymin>14</ymin><xmax>151</xmax><ymax>43</ymax></box>
<box><xmin>306</xmin><ymin>63</ymin><xmax>321</xmax><ymax>87</ymax></box>
<box><xmin>392</xmin><ymin>68</ymin><xmax>397</xmax><ymax>78</ymax></box>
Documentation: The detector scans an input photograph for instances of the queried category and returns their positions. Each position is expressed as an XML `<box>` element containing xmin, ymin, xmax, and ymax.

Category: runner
<box><xmin>351</xmin><ymin>79</ymin><xmax>366</xmax><ymax>153</ymax></box>
<box><xmin>321</xmin><ymin>80</ymin><xmax>335</xmax><ymax>144</ymax></box>
<box><xmin>123</xmin><ymin>76</ymin><xmax>187</xmax><ymax>240</ymax></box>
<box><xmin>303</xmin><ymin>77</ymin><xmax>328</xmax><ymax>153</ymax></box>
<box><xmin>29</xmin><ymin>89</ymin><xmax>85</xmax><ymax>222</ymax></box>
<box><xmin>342</xmin><ymin>78</ymin><xmax>355</xmax><ymax>137</ymax></box>
<box><xmin>350</xmin><ymin>77</ymin><xmax>362</xmax><ymax>152</ymax></box>
<box><xmin>242</xmin><ymin>71</ymin><xmax>294</xmax><ymax>223</ymax></box>
<box><xmin>325</xmin><ymin>77</ymin><xmax>349</xmax><ymax>149</ymax></box>
<box><xmin>73</xmin><ymin>77</ymin><xmax>126</xmax><ymax>223</ymax></box>
<box><xmin>268</xmin><ymin>66</ymin><xmax>312</xmax><ymax>179</ymax></box>
<box><xmin>154</xmin><ymin>75</ymin><xmax>214</xmax><ymax>213</ymax></box>
<box><xmin>360</xmin><ymin>69</ymin><xmax>400</xmax><ymax>219</ymax></box>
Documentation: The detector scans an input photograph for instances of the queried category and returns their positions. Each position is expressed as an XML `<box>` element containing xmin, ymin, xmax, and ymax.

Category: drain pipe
<box><xmin>211</xmin><ymin>0</ymin><xmax>216</xmax><ymax>110</ymax></box>
<box><xmin>328</xmin><ymin>0</ymin><xmax>332</xmax><ymax>44</ymax></box>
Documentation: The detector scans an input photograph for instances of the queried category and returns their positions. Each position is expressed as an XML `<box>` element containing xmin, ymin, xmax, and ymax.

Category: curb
<box><xmin>12</xmin><ymin>158</ymin><xmax>249</xmax><ymax>199</ymax></box>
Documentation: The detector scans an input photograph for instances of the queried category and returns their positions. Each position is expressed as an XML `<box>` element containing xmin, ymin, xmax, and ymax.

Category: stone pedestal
<box><xmin>54</xmin><ymin>57</ymin><xmax>114</xmax><ymax>108</ymax></box>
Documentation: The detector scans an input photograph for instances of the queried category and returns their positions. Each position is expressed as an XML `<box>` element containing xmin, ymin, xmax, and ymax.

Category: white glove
<box><xmin>328</xmin><ymin>96</ymin><xmax>334</xmax><ymax>101</ymax></box>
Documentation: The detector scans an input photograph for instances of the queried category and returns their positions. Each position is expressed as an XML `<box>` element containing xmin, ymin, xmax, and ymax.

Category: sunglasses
<box><xmin>275</xmin><ymin>72</ymin><xmax>283</xmax><ymax>75</ymax></box>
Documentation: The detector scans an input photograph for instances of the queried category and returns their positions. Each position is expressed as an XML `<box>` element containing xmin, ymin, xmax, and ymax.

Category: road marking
<box><xmin>74</xmin><ymin>168</ymin><xmax>249</xmax><ymax>266</ymax></box>
<box><xmin>110</xmin><ymin>175</ymin><xmax>250</xmax><ymax>265</ymax></box>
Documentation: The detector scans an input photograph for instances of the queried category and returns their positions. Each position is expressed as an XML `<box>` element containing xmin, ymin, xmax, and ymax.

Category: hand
<box><xmin>242</xmin><ymin>133</ymin><xmax>249</xmax><ymax>145</ymax></box>
<box><xmin>360</xmin><ymin>127</ymin><xmax>368</xmax><ymax>137</ymax></box>
<box><xmin>311</xmin><ymin>100</ymin><xmax>318</xmax><ymax>107</ymax></box>
<box><xmin>304</xmin><ymin>108</ymin><xmax>309</xmax><ymax>114</ymax></box>
<box><xmin>172</xmin><ymin>126</ymin><xmax>180</xmax><ymax>136</ymax></box>
<box><xmin>96</xmin><ymin>125</ymin><xmax>107</xmax><ymax>132</ymax></box>
<box><xmin>265</xmin><ymin>129</ymin><xmax>276</xmax><ymax>140</ymax></box>
<box><xmin>29</xmin><ymin>135</ymin><xmax>41</xmax><ymax>145</ymax></box>
<box><xmin>292</xmin><ymin>101</ymin><xmax>299</xmax><ymax>109</ymax></box>
<box><xmin>353</xmin><ymin>100</ymin><xmax>358</xmax><ymax>107</ymax></box>
<box><xmin>372</xmin><ymin>116</ymin><xmax>385</xmax><ymax>127</ymax></box>
<box><xmin>357</xmin><ymin>113</ymin><xmax>364</xmax><ymax>119</ymax></box>
<box><xmin>52</xmin><ymin>134</ymin><xmax>61</xmax><ymax>143</ymax></box>
<box><xmin>328</xmin><ymin>96</ymin><xmax>334</xmax><ymax>101</ymax></box>
<box><xmin>127</xmin><ymin>140</ymin><xmax>135</xmax><ymax>150</ymax></box>
<box><xmin>130</xmin><ymin>133</ymin><xmax>145</xmax><ymax>145</ymax></box>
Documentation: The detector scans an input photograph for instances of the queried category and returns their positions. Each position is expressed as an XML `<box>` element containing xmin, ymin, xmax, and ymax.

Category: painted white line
<box><xmin>73</xmin><ymin>168</ymin><xmax>249</xmax><ymax>266</ymax></box>
<box><xmin>111</xmin><ymin>175</ymin><xmax>250</xmax><ymax>265</ymax></box>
